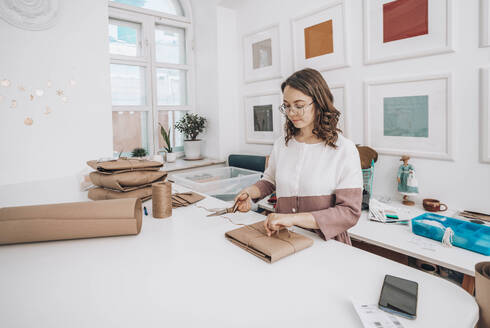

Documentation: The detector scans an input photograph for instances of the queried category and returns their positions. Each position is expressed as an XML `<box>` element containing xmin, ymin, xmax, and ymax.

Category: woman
<box><xmin>234</xmin><ymin>68</ymin><xmax>363</xmax><ymax>245</ymax></box>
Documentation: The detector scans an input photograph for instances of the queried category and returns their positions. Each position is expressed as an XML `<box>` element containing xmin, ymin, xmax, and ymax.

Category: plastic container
<box><xmin>411</xmin><ymin>213</ymin><xmax>490</xmax><ymax>255</ymax></box>
<box><xmin>172</xmin><ymin>167</ymin><xmax>262</xmax><ymax>201</ymax></box>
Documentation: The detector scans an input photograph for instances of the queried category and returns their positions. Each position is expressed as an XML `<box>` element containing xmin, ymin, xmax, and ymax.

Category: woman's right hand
<box><xmin>234</xmin><ymin>190</ymin><xmax>252</xmax><ymax>212</ymax></box>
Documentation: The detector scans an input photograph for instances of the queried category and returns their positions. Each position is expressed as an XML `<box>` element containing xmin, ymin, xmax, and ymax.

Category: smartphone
<box><xmin>378</xmin><ymin>274</ymin><xmax>418</xmax><ymax>320</ymax></box>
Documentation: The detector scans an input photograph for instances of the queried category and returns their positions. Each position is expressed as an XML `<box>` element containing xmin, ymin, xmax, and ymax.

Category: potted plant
<box><xmin>159</xmin><ymin>123</ymin><xmax>176</xmax><ymax>163</ymax></box>
<box><xmin>174</xmin><ymin>113</ymin><xmax>207</xmax><ymax>159</ymax></box>
<box><xmin>131</xmin><ymin>147</ymin><xmax>147</xmax><ymax>158</ymax></box>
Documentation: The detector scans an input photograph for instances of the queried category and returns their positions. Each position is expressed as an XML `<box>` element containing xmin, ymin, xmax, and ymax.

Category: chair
<box><xmin>227</xmin><ymin>154</ymin><xmax>267</xmax><ymax>172</ymax></box>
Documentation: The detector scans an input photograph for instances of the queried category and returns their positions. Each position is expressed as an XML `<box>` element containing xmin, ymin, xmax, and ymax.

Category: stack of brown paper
<box><xmin>90</xmin><ymin>171</ymin><xmax>166</xmax><ymax>192</ymax></box>
<box><xmin>0</xmin><ymin>198</ymin><xmax>142</xmax><ymax>245</ymax></box>
<box><xmin>87</xmin><ymin>159</ymin><xmax>166</xmax><ymax>202</ymax></box>
<box><xmin>225</xmin><ymin>221</ymin><xmax>313</xmax><ymax>263</ymax></box>
<box><xmin>87</xmin><ymin>159</ymin><xmax>163</xmax><ymax>174</ymax></box>
<box><xmin>172</xmin><ymin>192</ymin><xmax>205</xmax><ymax>208</ymax></box>
<box><xmin>476</xmin><ymin>262</ymin><xmax>490</xmax><ymax>328</ymax></box>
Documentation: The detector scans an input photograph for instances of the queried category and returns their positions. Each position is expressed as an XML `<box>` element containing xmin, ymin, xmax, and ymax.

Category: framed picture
<box><xmin>363</xmin><ymin>0</ymin><xmax>453</xmax><ymax>64</ymax></box>
<box><xmin>244</xmin><ymin>92</ymin><xmax>284</xmax><ymax>144</ymax></box>
<box><xmin>481</xmin><ymin>0</ymin><xmax>490</xmax><ymax>47</ymax></box>
<box><xmin>364</xmin><ymin>74</ymin><xmax>452</xmax><ymax>160</ymax></box>
<box><xmin>243</xmin><ymin>25</ymin><xmax>281</xmax><ymax>83</ymax></box>
<box><xmin>329</xmin><ymin>83</ymin><xmax>348</xmax><ymax>137</ymax></box>
<box><xmin>481</xmin><ymin>68</ymin><xmax>490</xmax><ymax>163</ymax></box>
<box><xmin>292</xmin><ymin>0</ymin><xmax>348</xmax><ymax>71</ymax></box>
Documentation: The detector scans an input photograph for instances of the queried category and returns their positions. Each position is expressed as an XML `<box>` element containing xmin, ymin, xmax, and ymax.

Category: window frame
<box><xmin>109</xmin><ymin>0</ymin><xmax>195</xmax><ymax>157</ymax></box>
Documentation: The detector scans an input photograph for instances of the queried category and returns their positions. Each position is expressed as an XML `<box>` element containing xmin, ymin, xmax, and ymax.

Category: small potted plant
<box><xmin>131</xmin><ymin>147</ymin><xmax>147</xmax><ymax>158</ymax></box>
<box><xmin>174</xmin><ymin>113</ymin><xmax>207</xmax><ymax>159</ymax></box>
<box><xmin>159</xmin><ymin>123</ymin><xmax>176</xmax><ymax>162</ymax></box>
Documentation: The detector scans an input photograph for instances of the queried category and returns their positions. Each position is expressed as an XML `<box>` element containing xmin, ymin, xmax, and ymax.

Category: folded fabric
<box><xmin>88</xmin><ymin>186</ymin><xmax>152</xmax><ymax>202</ymax></box>
<box><xmin>225</xmin><ymin>221</ymin><xmax>313</xmax><ymax>263</ymax></box>
<box><xmin>476</xmin><ymin>262</ymin><xmax>490</xmax><ymax>328</ymax></box>
<box><xmin>87</xmin><ymin>159</ymin><xmax>163</xmax><ymax>174</ymax></box>
<box><xmin>90</xmin><ymin>170</ymin><xmax>167</xmax><ymax>191</ymax></box>
<box><xmin>0</xmin><ymin>198</ymin><xmax>142</xmax><ymax>245</ymax></box>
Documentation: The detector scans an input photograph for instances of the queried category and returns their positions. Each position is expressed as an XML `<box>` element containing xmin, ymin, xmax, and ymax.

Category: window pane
<box><xmin>109</xmin><ymin>19</ymin><xmax>140</xmax><ymax>56</ymax></box>
<box><xmin>112</xmin><ymin>111</ymin><xmax>149</xmax><ymax>156</ymax></box>
<box><xmin>156</xmin><ymin>68</ymin><xmax>186</xmax><ymax>105</ymax></box>
<box><xmin>155</xmin><ymin>25</ymin><xmax>186</xmax><ymax>64</ymax></box>
<box><xmin>111</xmin><ymin>64</ymin><xmax>146</xmax><ymax>106</ymax></box>
<box><xmin>110</xmin><ymin>0</ymin><xmax>183</xmax><ymax>16</ymax></box>
<box><xmin>157</xmin><ymin>110</ymin><xmax>186</xmax><ymax>152</ymax></box>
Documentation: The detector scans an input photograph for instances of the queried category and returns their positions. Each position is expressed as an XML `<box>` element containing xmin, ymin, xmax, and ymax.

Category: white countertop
<box><xmin>258</xmin><ymin>195</ymin><xmax>489</xmax><ymax>276</ymax></box>
<box><xmin>0</xmin><ymin>178</ymin><xmax>479</xmax><ymax>328</ymax></box>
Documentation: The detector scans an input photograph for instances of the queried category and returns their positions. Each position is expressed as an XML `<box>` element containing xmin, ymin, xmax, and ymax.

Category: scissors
<box><xmin>206</xmin><ymin>193</ymin><xmax>249</xmax><ymax>217</ymax></box>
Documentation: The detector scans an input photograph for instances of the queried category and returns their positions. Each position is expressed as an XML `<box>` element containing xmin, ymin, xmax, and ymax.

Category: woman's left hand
<box><xmin>264</xmin><ymin>213</ymin><xmax>295</xmax><ymax>236</ymax></box>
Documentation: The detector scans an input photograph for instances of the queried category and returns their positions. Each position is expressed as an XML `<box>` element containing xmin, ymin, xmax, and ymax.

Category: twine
<box><xmin>152</xmin><ymin>181</ymin><xmax>172</xmax><ymax>219</ymax></box>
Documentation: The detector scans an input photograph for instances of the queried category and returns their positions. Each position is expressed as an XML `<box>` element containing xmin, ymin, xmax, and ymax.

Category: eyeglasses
<box><xmin>278</xmin><ymin>101</ymin><xmax>314</xmax><ymax>116</ymax></box>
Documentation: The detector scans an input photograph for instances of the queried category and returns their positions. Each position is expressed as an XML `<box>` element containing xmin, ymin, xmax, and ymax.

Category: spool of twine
<box><xmin>152</xmin><ymin>181</ymin><xmax>172</xmax><ymax>219</ymax></box>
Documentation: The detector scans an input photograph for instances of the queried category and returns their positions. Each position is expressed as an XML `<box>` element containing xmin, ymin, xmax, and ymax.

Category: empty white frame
<box><xmin>364</xmin><ymin>0</ymin><xmax>453</xmax><ymax>64</ymax></box>
<box><xmin>244</xmin><ymin>92</ymin><xmax>283</xmax><ymax>144</ymax></box>
<box><xmin>364</xmin><ymin>74</ymin><xmax>452</xmax><ymax>160</ymax></box>
<box><xmin>292</xmin><ymin>0</ymin><xmax>348</xmax><ymax>71</ymax></box>
<box><xmin>481</xmin><ymin>0</ymin><xmax>490</xmax><ymax>47</ymax></box>
<box><xmin>329</xmin><ymin>83</ymin><xmax>348</xmax><ymax>137</ymax></box>
<box><xmin>243</xmin><ymin>25</ymin><xmax>282</xmax><ymax>83</ymax></box>
<box><xmin>481</xmin><ymin>68</ymin><xmax>490</xmax><ymax>163</ymax></box>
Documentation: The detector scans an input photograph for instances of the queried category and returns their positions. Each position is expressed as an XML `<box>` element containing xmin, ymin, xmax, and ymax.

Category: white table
<box><xmin>0</xmin><ymin>178</ymin><xmax>479</xmax><ymax>328</ymax></box>
<box><xmin>258</xmin><ymin>195</ymin><xmax>489</xmax><ymax>277</ymax></box>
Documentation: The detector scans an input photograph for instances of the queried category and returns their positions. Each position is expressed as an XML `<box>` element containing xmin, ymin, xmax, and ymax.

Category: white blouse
<box><xmin>262</xmin><ymin>134</ymin><xmax>363</xmax><ymax>198</ymax></box>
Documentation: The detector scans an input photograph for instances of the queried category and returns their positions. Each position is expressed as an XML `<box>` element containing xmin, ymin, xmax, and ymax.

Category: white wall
<box><xmin>0</xmin><ymin>0</ymin><xmax>113</xmax><ymax>186</ymax></box>
<box><xmin>216</xmin><ymin>0</ymin><xmax>490</xmax><ymax>213</ymax></box>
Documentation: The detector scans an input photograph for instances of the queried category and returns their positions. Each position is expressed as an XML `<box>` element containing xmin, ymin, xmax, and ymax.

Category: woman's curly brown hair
<box><xmin>281</xmin><ymin>68</ymin><xmax>341</xmax><ymax>148</ymax></box>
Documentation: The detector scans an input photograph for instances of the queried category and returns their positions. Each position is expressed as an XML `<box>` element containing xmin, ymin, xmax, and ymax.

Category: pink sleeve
<box><xmin>310</xmin><ymin>188</ymin><xmax>362</xmax><ymax>241</ymax></box>
<box><xmin>252</xmin><ymin>180</ymin><xmax>276</xmax><ymax>201</ymax></box>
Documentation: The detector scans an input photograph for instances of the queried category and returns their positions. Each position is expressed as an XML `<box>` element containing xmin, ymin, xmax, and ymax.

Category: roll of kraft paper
<box><xmin>0</xmin><ymin>198</ymin><xmax>142</xmax><ymax>245</ymax></box>
<box><xmin>476</xmin><ymin>262</ymin><xmax>490</xmax><ymax>328</ymax></box>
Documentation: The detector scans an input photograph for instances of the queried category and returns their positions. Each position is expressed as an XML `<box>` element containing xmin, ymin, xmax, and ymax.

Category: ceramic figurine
<box><xmin>397</xmin><ymin>155</ymin><xmax>419</xmax><ymax>206</ymax></box>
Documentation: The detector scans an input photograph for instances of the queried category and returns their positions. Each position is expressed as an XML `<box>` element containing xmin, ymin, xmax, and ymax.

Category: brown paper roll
<box><xmin>0</xmin><ymin>198</ymin><xmax>142</xmax><ymax>245</ymax></box>
<box><xmin>152</xmin><ymin>182</ymin><xmax>172</xmax><ymax>219</ymax></box>
<box><xmin>476</xmin><ymin>262</ymin><xmax>490</xmax><ymax>328</ymax></box>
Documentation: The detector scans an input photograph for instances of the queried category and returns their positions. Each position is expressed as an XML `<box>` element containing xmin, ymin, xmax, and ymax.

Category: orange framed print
<box><xmin>292</xmin><ymin>0</ymin><xmax>348</xmax><ymax>71</ymax></box>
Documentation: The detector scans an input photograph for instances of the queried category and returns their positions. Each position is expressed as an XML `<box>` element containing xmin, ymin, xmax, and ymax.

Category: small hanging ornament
<box><xmin>61</xmin><ymin>96</ymin><xmax>68</xmax><ymax>103</ymax></box>
<box><xmin>69</xmin><ymin>79</ymin><xmax>76</xmax><ymax>86</ymax></box>
<box><xmin>29</xmin><ymin>94</ymin><xmax>34</xmax><ymax>101</ymax></box>
<box><xmin>18</xmin><ymin>85</ymin><xmax>25</xmax><ymax>92</ymax></box>
<box><xmin>1</xmin><ymin>79</ymin><xmax>11</xmax><ymax>87</ymax></box>
<box><xmin>10</xmin><ymin>100</ymin><xmax>17</xmax><ymax>108</ymax></box>
<box><xmin>44</xmin><ymin>106</ymin><xmax>52</xmax><ymax>115</ymax></box>
<box><xmin>35</xmin><ymin>89</ymin><xmax>44</xmax><ymax>97</ymax></box>
<box><xmin>24</xmin><ymin>117</ymin><xmax>33</xmax><ymax>126</ymax></box>
<box><xmin>47</xmin><ymin>81</ymin><xmax>52</xmax><ymax>88</ymax></box>
<box><xmin>56</xmin><ymin>89</ymin><xmax>64</xmax><ymax>96</ymax></box>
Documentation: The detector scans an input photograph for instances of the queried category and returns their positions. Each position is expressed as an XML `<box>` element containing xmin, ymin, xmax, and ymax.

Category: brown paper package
<box><xmin>90</xmin><ymin>170</ymin><xmax>167</xmax><ymax>191</ymax></box>
<box><xmin>88</xmin><ymin>186</ymin><xmax>152</xmax><ymax>202</ymax></box>
<box><xmin>225</xmin><ymin>221</ymin><xmax>313</xmax><ymax>263</ymax></box>
<box><xmin>87</xmin><ymin>159</ymin><xmax>163</xmax><ymax>174</ymax></box>
<box><xmin>171</xmin><ymin>192</ymin><xmax>205</xmax><ymax>207</ymax></box>
<box><xmin>0</xmin><ymin>198</ymin><xmax>142</xmax><ymax>245</ymax></box>
<box><xmin>476</xmin><ymin>262</ymin><xmax>490</xmax><ymax>328</ymax></box>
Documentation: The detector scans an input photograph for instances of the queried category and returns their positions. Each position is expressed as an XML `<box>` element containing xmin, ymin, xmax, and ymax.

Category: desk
<box><xmin>258</xmin><ymin>195</ymin><xmax>489</xmax><ymax>278</ymax></box>
<box><xmin>0</xmin><ymin>178</ymin><xmax>479</xmax><ymax>328</ymax></box>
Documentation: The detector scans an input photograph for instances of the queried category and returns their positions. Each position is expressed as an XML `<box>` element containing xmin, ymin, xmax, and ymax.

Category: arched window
<box><xmin>108</xmin><ymin>0</ymin><xmax>193</xmax><ymax>157</ymax></box>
